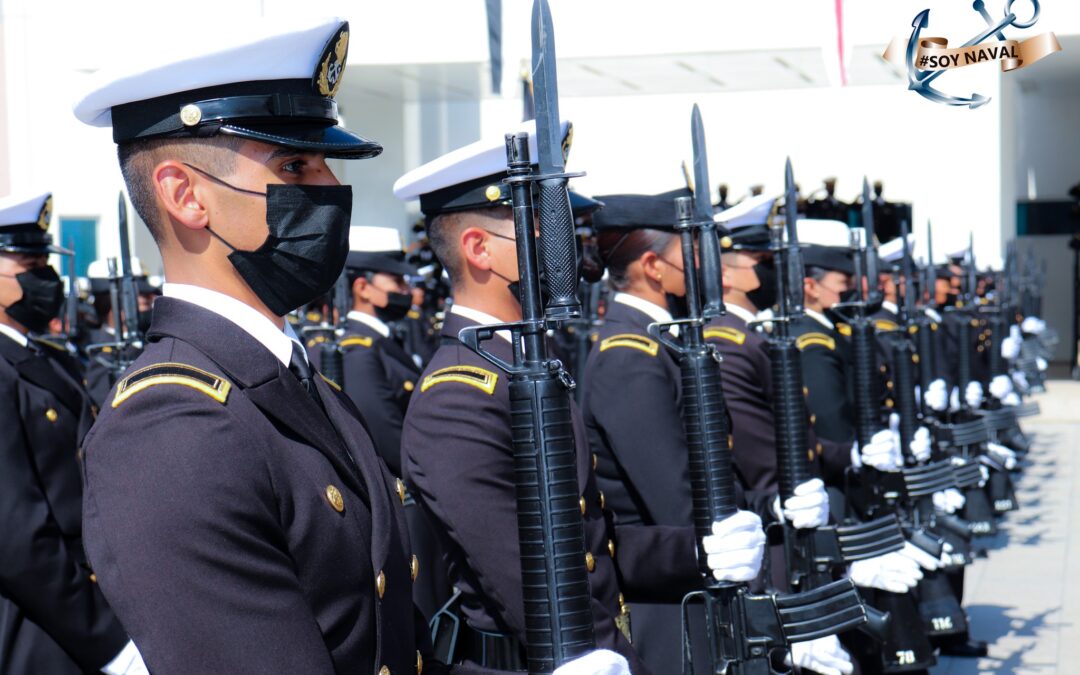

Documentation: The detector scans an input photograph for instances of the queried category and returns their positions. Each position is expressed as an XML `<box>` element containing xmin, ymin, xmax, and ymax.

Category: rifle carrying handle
<box><xmin>510</xmin><ymin>376</ymin><xmax>596</xmax><ymax>670</ymax></box>
<box><xmin>535</xmin><ymin>177</ymin><xmax>580</xmax><ymax>320</ymax></box>
<box><xmin>851</xmin><ymin>321</ymin><xmax>879</xmax><ymax>448</ymax></box>
<box><xmin>770</xmin><ymin>341</ymin><xmax>814</xmax><ymax>499</ymax></box>
<box><xmin>679</xmin><ymin>349</ymin><xmax>738</xmax><ymax>580</ymax></box>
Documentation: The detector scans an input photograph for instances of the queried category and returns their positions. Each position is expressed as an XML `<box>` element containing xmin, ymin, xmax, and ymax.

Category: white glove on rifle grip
<box><xmin>1000</xmin><ymin>333</ymin><xmax>1022</xmax><ymax>361</ymax></box>
<box><xmin>965</xmin><ymin>381</ymin><xmax>984</xmax><ymax>408</ymax></box>
<box><xmin>702</xmin><ymin>510</ymin><xmax>767</xmax><ymax>582</ymax></box>
<box><xmin>990</xmin><ymin>374</ymin><xmax>1013</xmax><ymax>399</ymax></box>
<box><xmin>932</xmin><ymin>488</ymin><xmax>966</xmax><ymax>514</ymax></box>
<box><xmin>898</xmin><ymin>541</ymin><xmax>940</xmax><ymax>571</ymax></box>
<box><xmin>852</xmin><ymin>428</ymin><xmax>902</xmax><ymax>471</ymax></box>
<box><xmin>909</xmin><ymin>426</ymin><xmax>932</xmax><ymax>463</ymax></box>
<box><xmin>778</xmin><ymin>478</ymin><xmax>830</xmax><ymax>530</ymax></box>
<box><xmin>552</xmin><ymin>650</ymin><xmax>629</xmax><ymax>675</ymax></box>
<box><xmin>849</xmin><ymin>551</ymin><xmax>923</xmax><ymax>593</ymax></box>
<box><xmin>924</xmin><ymin>378</ymin><xmax>948</xmax><ymax>412</ymax></box>
<box><xmin>1021</xmin><ymin>317</ymin><xmax>1046</xmax><ymax>335</ymax></box>
<box><xmin>788</xmin><ymin>635</ymin><xmax>855</xmax><ymax>675</ymax></box>
<box><xmin>987</xmin><ymin>441</ymin><xmax>1018</xmax><ymax>470</ymax></box>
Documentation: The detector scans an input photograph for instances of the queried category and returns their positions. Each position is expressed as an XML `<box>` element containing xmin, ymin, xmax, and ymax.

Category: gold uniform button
<box><xmin>579</xmin><ymin>497</ymin><xmax>587</xmax><ymax>515</ymax></box>
<box><xmin>417</xmin><ymin>651</ymin><xmax>423</xmax><ymax>674</ymax></box>
<box><xmin>879</xmin><ymin>365</ymin><xmax>888</xmax><ymax>374</ymax></box>
<box><xmin>179</xmin><ymin>103</ymin><xmax>203</xmax><ymax>126</ymax></box>
<box><xmin>598</xmin><ymin>491</ymin><xmax>606</xmax><ymax>510</ymax></box>
<box><xmin>885</xmin><ymin>398</ymin><xmax>895</xmax><ymax>408</ymax></box>
<box><xmin>403</xmin><ymin>380</ymin><xmax>415</xmax><ymax>392</ymax></box>
<box><xmin>585</xmin><ymin>552</ymin><xmax>596</xmax><ymax>572</ymax></box>
<box><xmin>411</xmin><ymin>555</ymin><xmax>419</xmax><ymax>582</ymax></box>
<box><xmin>803</xmin><ymin>386</ymin><xmax>809</xmax><ymax>396</ymax></box>
<box><xmin>592</xmin><ymin>453</ymin><xmax>598</xmax><ymax>471</ymax></box>
<box><xmin>484</xmin><ymin>185</ymin><xmax>502</xmax><ymax>202</ymax></box>
<box><xmin>376</xmin><ymin>570</ymin><xmax>386</xmax><ymax>599</ymax></box>
<box><xmin>810</xmin><ymin>414</ymin><xmax>816</xmax><ymax>425</ymax></box>
<box><xmin>379</xmin><ymin>666</ymin><xmax>390</xmax><ymax>675</ymax></box>
<box><xmin>912</xmin><ymin>354</ymin><xmax>920</xmax><ymax>364</ymax></box>
<box><xmin>396</xmin><ymin>479</ymin><xmax>407</xmax><ymax>505</ymax></box>
<box><xmin>886</xmin><ymin>381</ymin><xmax>894</xmax><ymax>390</ymax></box>
<box><xmin>325</xmin><ymin>485</ymin><xmax>344</xmax><ymax>512</ymax></box>
<box><xmin>807</xmin><ymin>449</ymin><xmax>815</xmax><ymax>461</ymax></box>
<box><xmin>816</xmin><ymin>442</ymin><xmax>823</xmax><ymax>456</ymax></box>
<box><xmin>89</xmin><ymin>573</ymin><xmax>97</xmax><ymax>583</ymax></box>
<box><xmin>607</xmin><ymin>539</ymin><xmax>615</xmax><ymax>558</ymax></box>
<box><xmin>45</xmin><ymin>408</ymin><xmax>58</xmax><ymax>422</ymax></box>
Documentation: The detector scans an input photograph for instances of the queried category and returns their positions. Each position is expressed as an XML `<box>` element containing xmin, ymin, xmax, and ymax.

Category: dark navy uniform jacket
<box><xmin>0</xmin><ymin>331</ymin><xmax>128</xmax><ymax>674</ymax></box>
<box><xmin>704</xmin><ymin>309</ymin><xmax>849</xmax><ymax>492</ymax></box>
<box><xmin>403</xmin><ymin>310</ymin><xmax>703</xmax><ymax>674</ymax></box>
<box><xmin>82</xmin><ymin>298</ymin><xmax>482</xmax><ymax>675</ymax></box>
<box><xmin>789</xmin><ymin>312</ymin><xmax>856</xmax><ymax>445</ymax></box>
<box><xmin>337</xmin><ymin>315</ymin><xmax>422</xmax><ymax>476</ymax></box>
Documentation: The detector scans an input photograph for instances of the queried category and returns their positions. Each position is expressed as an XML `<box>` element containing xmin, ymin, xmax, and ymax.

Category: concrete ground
<box><xmin>933</xmin><ymin>381</ymin><xmax>1077</xmax><ymax>674</ymax></box>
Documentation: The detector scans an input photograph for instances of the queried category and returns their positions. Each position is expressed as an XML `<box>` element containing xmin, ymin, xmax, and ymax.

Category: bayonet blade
<box><xmin>784</xmin><ymin>158</ymin><xmax>799</xmax><ymax>244</ymax></box>
<box><xmin>861</xmin><ymin>177</ymin><xmax>879</xmax><ymax>296</ymax></box>
<box><xmin>118</xmin><ymin>192</ymin><xmax>133</xmax><ymax>278</ymax></box>
<box><xmin>691</xmin><ymin>104</ymin><xmax>713</xmax><ymax>220</ymax></box>
<box><xmin>531</xmin><ymin>0</ymin><xmax>563</xmax><ymax>173</ymax></box>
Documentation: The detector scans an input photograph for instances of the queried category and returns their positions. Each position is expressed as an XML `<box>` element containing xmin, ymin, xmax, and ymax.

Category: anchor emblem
<box><xmin>906</xmin><ymin>0</ymin><xmax>1041</xmax><ymax>108</ymax></box>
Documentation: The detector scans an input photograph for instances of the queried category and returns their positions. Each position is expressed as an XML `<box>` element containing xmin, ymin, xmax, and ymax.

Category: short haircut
<box><xmin>805</xmin><ymin>265</ymin><xmax>830</xmax><ymax>282</ymax></box>
<box><xmin>117</xmin><ymin>135</ymin><xmax>247</xmax><ymax>242</ymax></box>
<box><xmin>427</xmin><ymin>205</ymin><xmax>513</xmax><ymax>288</ymax></box>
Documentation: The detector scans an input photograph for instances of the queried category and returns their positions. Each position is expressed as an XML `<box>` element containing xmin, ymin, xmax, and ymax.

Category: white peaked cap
<box><xmin>795</xmin><ymin>219</ymin><xmax>851</xmax><ymax>248</ymax></box>
<box><xmin>878</xmin><ymin>233</ymin><xmax>915</xmax><ymax>263</ymax></box>
<box><xmin>349</xmin><ymin>226</ymin><xmax>403</xmax><ymax>253</ymax></box>
<box><xmin>0</xmin><ymin>191</ymin><xmax>52</xmax><ymax>227</ymax></box>
<box><xmin>87</xmin><ymin>257</ymin><xmax>149</xmax><ymax>279</ymax></box>
<box><xmin>714</xmin><ymin>194</ymin><xmax>777</xmax><ymax>230</ymax></box>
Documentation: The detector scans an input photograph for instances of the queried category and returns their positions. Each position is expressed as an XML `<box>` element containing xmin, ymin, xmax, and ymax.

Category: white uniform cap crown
<box><xmin>88</xmin><ymin>257</ymin><xmax>148</xmax><ymax>279</ymax></box>
<box><xmin>349</xmin><ymin>226</ymin><xmax>404</xmax><ymax>254</ymax></box>
<box><xmin>795</xmin><ymin>219</ymin><xmax>851</xmax><ymax>248</ymax></box>
<box><xmin>879</xmin><ymin>233</ymin><xmax>915</xmax><ymax>263</ymax></box>
<box><xmin>0</xmin><ymin>192</ymin><xmax>52</xmax><ymax>228</ymax></box>
<box><xmin>715</xmin><ymin>194</ymin><xmax>778</xmax><ymax>230</ymax></box>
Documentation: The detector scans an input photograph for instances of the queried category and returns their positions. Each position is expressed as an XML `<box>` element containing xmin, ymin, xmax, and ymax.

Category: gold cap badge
<box><xmin>315</xmin><ymin>24</ymin><xmax>350</xmax><ymax>97</ymax></box>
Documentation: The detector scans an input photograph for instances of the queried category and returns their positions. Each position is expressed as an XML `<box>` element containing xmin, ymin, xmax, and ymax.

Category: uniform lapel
<box><xmin>0</xmin><ymin>336</ymin><xmax>86</xmax><ymax>418</ymax></box>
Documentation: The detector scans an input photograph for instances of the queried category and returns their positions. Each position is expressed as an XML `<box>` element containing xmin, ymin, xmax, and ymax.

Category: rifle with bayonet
<box><xmin>64</xmin><ymin>244</ymin><xmax>82</xmax><ymax>345</ymax></box>
<box><xmin>85</xmin><ymin>192</ymin><xmax>146</xmax><ymax>379</ymax></box>
<box><xmin>457</xmin><ymin>2</ymin><xmax>596</xmax><ymax>669</ymax></box>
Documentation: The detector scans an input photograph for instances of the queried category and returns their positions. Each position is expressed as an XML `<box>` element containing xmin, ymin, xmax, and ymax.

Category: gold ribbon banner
<box><xmin>912</xmin><ymin>32</ymin><xmax>1061</xmax><ymax>72</ymax></box>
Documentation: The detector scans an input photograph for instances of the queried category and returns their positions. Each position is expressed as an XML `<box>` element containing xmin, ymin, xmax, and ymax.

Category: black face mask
<box><xmin>188</xmin><ymin>165</ymin><xmax>353</xmax><ymax>317</ymax></box>
<box><xmin>375</xmin><ymin>291</ymin><xmax>412</xmax><ymax>323</ymax></box>
<box><xmin>137</xmin><ymin>309</ymin><xmax>154</xmax><ymax>334</ymax></box>
<box><xmin>665</xmin><ymin>292</ymin><xmax>689</xmax><ymax>319</ymax></box>
<box><xmin>2</xmin><ymin>266</ymin><xmax>64</xmax><ymax>333</ymax></box>
<box><xmin>745</xmin><ymin>260</ymin><xmax>778</xmax><ymax>312</ymax></box>
<box><xmin>943</xmin><ymin>292</ymin><xmax>959</xmax><ymax>307</ymax></box>
<box><xmin>837</xmin><ymin>288</ymin><xmax>859</xmax><ymax>305</ymax></box>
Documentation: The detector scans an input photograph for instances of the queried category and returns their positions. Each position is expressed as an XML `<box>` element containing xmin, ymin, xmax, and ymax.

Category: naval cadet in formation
<box><xmin>0</xmin><ymin>192</ymin><xmax>145</xmax><ymax>674</ymax></box>
<box><xmin>68</xmin><ymin>16</ymin><xmax>621</xmax><ymax>675</ymax></box>
<box><xmin>394</xmin><ymin>126</ymin><xmax>769</xmax><ymax>673</ymax></box>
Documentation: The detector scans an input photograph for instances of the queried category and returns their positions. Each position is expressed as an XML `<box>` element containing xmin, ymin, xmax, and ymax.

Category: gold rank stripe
<box><xmin>795</xmin><ymin>332</ymin><xmax>836</xmax><ymax>351</ymax></box>
<box><xmin>703</xmin><ymin>326</ymin><xmax>746</xmax><ymax>345</ymax></box>
<box><xmin>874</xmin><ymin>319</ymin><xmax>900</xmax><ymax>332</ymax></box>
<box><xmin>319</xmin><ymin>373</ymin><xmax>342</xmax><ymax>391</ymax></box>
<box><xmin>339</xmin><ymin>335</ymin><xmax>373</xmax><ymax>349</ymax></box>
<box><xmin>836</xmin><ymin>323</ymin><xmax>853</xmax><ymax>337</ymax></box>
<box><xmin>421</xmin><ymin>365</ymin><xmax>499</xmax><ymax>395</ymax></box>
<box><xmin>598</xmin><ymin>333</ymin><xmax>658</xmax><ymax>356</ymax></box>
<box><xmin>113</xmin><ymin>362</ymin><xmax>231</xmax><ymax>408</ymax></box>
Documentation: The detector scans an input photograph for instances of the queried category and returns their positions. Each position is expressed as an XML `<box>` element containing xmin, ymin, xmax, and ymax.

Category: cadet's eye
<box><xmin>280</xmin><ymin>159</ymin><xmax>306</xmax><ymax>175</ymax></box>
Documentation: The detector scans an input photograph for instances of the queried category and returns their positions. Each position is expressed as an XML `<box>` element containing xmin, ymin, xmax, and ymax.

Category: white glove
<box><xmin>989</xmin><ymin>374</ymin><xmax>1013</xmax><ymax>399</ymax></box>
<box><xmin>101</xmin><ymin>641</ymin><xmax>149</xmax><ymax>675</ymax></box>
<box><xmin>849</xmin><ymin>551</ymin><xmax>923</xmax><ymax>593</ymax></box>
<box><xmin>965</xmin><ymin>381</ymin><xmax>984</xmax><ymax>408</ymax></box>
<box><xmin>779</xmin><ymin>478</ymin><xmax>830</xmax><ymax>529</ymax></box>
<box><xmin>702</xmin><ymin>510</ymin><xmax>767</xmax><ymax>582</ymax></box>
<box><xmin>1012</xmin><ymin>371</ymin><xmax>1029</xmax><ymax>391</ymax></box>
<box><xmin>924</xmin><ymin>378</ymin><xmax>948</xmax><ymax>412</ymax></box>
<box><xmin>932</xmin><ymin>488</ymin><xmax>966</xmax><ymax>514</ymax></box>
<box><xmin>1036</xmin><ymin>357</ymin><xmax>1048</xmax><ymax>372</ymax></box>
<box><xmin>987</xmin><ymin>441</ymin><xmax>1018</xmax><ymax>470</ymax></box>
<box><xmin>1022</xmin><ymin>317</ymin><xmax>1046</xmax><ymax>335</ymax></box>
<box><xmin>909</xmin><ymin>426</ymin><xmax>932</xmax><ymax>463</ymax></box>
<box><xmin>979</xmin><ymin>464</ymin><xmax>991</xmax><ymax>487</ymax></box>
<box><xmin>552</xmin><ymin>649</ymin><xmax>629</xmax><ymax>675</ymax></box>
<box><xmin>788</xmin><ymin>635</ymin><xmax>854</xmax><ymax>675</ymax></box>
<box><xmin>1002</xmin><ymin>392</ymin><xmax>1021</xmax><ymax>406</ymax></box>
<box><xmin>853</xmin><ymin>429</ymin><xmax>902</xmax><ymax>471</ymax></box>
<box><xmin>898</xmin><ymin>541</ymin><xmax>940</xmax><ymax>571</ymax></box>
<box><xmin>1000</xmin><ymin>331</ymin><xmax>1022</xmax><ymax>361</ymax></box>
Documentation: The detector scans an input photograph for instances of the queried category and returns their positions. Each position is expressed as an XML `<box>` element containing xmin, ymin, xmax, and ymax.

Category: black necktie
<box><xmin>288</xmin><ymin>341</ymin><xmax>324</xmax><ymax>410</ymax></box>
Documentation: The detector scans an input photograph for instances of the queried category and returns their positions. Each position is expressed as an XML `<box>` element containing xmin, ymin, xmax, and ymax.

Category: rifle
<box><xmin>860</xmin><ymin>178</ymin><xmax>881</xmax><ymax>306</ymax></box>
<box><xmin>458</xmin><ymin>2</ymin><xmax>595</xmax><ymax>669</ymax></box>
<box><xmin>64</xmin><ymin>243</ymin><xmax>81</xmax><ymax>343</ymax></box>
<box><xmin>945</xmin><ymin>235</ymin><xmax>978</xmax><ymax>411</ymax></box>
<box><xmin>318</xmin><ymin>271</ymin><xmax>350</xmax><ymax>388</ymax></box>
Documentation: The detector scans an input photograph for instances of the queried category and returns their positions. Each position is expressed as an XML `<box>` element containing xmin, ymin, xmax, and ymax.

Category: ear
<box><xmin>639</xmin><ymin>251</ymin><xmax>662</xmax><ymax>284</ymax></box>
<box><xmin>350</xmin><ymin>276</ymin><xmax>364</xmax><ymax>299</ymax></box>
<box><xmin>153</xmin><ymin>160</ymin><xmax>207</xmax><ymax>231</ymax></box>
<box><xmin>460</xmin><ymin>227</ymin><xmax>495</xmax><ymax>272</ymax></box>
<box><xmin>803</xmin><ymin>277</ymin><xmax>817</xmax><ymax>303</ymax></box>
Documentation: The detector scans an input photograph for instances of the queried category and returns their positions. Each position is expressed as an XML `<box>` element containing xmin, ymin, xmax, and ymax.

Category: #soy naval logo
<box><xmin>882</xmin><ymin>0</ymin><xmax>1061</xmax><ymax>108</ymax></box>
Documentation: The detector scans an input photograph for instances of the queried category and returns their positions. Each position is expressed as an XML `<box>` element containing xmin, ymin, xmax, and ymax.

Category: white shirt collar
<box><xmin>724</xmin><ymin>303</ymin><xmax>758</xmax><ymax>326</ymax></box>
<box><xmin>449</xmin><ymin>304</ymin><xmax>513</xmax><ymax>343</ymax></box>
<box><xmin>0</xmin><ymin>322</ymin><xmax>28</xmax><ymax>348</ymax></box>
<box><xmin>924</xmin><ymin>307</ymin><xmax>942</xmax><ymax>323</ymax></box>
<box><xmin>805</xmin><ymin>308</ymin><xmax>834</xmax><ymax>329</ymax></box>
<box><xmin>882</xmin><ymin>300</ymin><xmax>898</xmax><ymax>316</ymax></box>
<box><xmin>612</xmin><ymin>292</ymin><xmax>678</xmax><ymax>337</ymax></box>
<box><xmin>163</xmin><ymin>283</ymin><xmax>302</xmax><ymax>367</ymax></box>
<box><xmin>347</xmin><ymin>310</ymin><xmax>390</xmax><ymax>338</ymax></box>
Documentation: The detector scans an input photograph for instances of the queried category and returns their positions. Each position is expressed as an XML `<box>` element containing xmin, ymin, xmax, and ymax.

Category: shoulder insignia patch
<box><xmin>406</xmin><ymin>309</ymin><xmax>421</xmax><ymax>320</ymax></box>
<box><xmin>874</xmin><ymin>319</ymin><xmax>899</xmax><ymax>332</ymax></box>
<box><xmin>836</xmin><ymin>323</ymin><xmax>852</xmax><ymax>337</ymax></box>
<box><xmin>421</xmin><ymin>365</ymin><xmax>499</xmax><ymax>395</ymax></box>
<box><xmin>795</xmin><ymin>332</ymin><xmax>836</xmax><ymax>351</ymax></box>
<box><xmin>306</xmin><ymin>335</ymin><xmax>328</xmax><ymax>348</ymax></box>
<box><xmin>340</xmin><ymin>335</ymin><xmax>374</xmax><ymax>349</ymax></box>
<box><xmin>703</xmin><ymin>326</ymin><xmax>746</xmax><ymax>345</ymax></box>
<box><xmin>112</xmin><ymin>363</ymin><xmax>231</xmax><ymax>408</ymax></box>
<box><xmin>319</xmin><ymin>373</ymin><xmax>342</xmax><ymax>391</ymax></box>
<box><xmin>599</xmin><ymin>333</ymin><xmax>658</xmax><ymax>356</ymax></box>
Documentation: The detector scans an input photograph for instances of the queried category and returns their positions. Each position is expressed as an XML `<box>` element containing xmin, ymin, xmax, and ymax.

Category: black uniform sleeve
<box><xmin>82</xmin><ymin>387</ymin><xmax>338</xmax><ymax>674</ymax></box>
<box><xmin>0</xmin><ymin>377</ymin><xmax>127</xmax><ymax>670</ymax></box>
<box><xmin>343</xmin><ymin>347</ymin><xmax>405</xmax><ymax>475</ymax></box>
<box><xmin>585</xmin><ymin>347</ymin><xmax>693</xmax><ymax>527</ymax></box>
